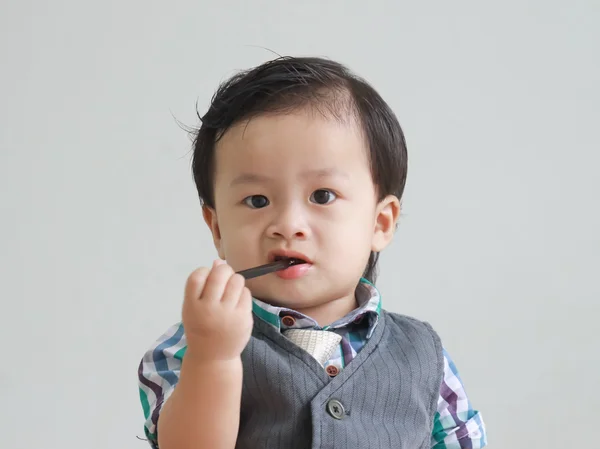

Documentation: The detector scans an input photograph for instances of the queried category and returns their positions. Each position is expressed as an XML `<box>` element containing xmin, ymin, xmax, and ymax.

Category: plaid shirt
<box><xmin>138</xmin><ymin>280</ymin><xmax>487</xmax><ymax>448</ymax></box>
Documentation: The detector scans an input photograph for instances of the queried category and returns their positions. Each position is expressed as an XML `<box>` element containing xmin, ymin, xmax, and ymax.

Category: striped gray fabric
<box><xmin>238</xmin><ymin>310</ymin><xmax>444</xmax><ymax>449</ymax></box>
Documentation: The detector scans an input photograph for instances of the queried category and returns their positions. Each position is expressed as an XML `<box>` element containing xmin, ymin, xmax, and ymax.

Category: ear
<box><xmin>371</xmin><ymin>195</ymin><xmax>401</xmax><ymax>252</ymax></box>
<box><xmin>202</xmin><ymin>205</ymin><xmax>225</xmax><ymax>259</ymax></box>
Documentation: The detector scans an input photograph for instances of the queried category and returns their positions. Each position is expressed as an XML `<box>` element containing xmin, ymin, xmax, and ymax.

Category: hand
<box><xmin>182</xmin><ymin>259</ymin><xmax>253</xmax><ymax>363</ymax></box>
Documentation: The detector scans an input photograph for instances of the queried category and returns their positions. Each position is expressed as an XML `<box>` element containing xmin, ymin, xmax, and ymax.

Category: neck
<box><xmin>295</xmin><ymin>292</ymin><xmax>358</xmax><ymax>327</ymax></box>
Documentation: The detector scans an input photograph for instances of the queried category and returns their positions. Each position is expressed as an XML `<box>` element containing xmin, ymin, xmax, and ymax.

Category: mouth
<box><xmin>268</xmin><ymin>250</ymin><xmax>312</xmax><ymax>266</ymax></box>
<box><xmin>268</xmin><ymin>250</ymin><xmax>313</xmax><ymax>280</ymax></box>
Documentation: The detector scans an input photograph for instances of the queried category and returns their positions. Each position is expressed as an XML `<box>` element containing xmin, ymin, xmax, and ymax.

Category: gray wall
<box><xmin>1</xmin><ymin>1</ymin><xmax>598</xmax><ymax>448</ymax></box>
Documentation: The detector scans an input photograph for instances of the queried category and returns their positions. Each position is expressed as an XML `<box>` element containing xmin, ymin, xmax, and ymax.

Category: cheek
<box><xmin>325</xmin><ymin>229</ymin><xmax>373</xmax><ymax>282</ymax></box>
<box><xmin>217</xmin><ymin>212</ymin><xmax>264</xmax><ymax>263</ymax></box>
<box><xmin>219</xmin><ymin>207</ymin><xmax>255</xmax><ymax>236</ymax></box>
<box><xmin>323</xmin><ymin>214</ymin><xmax>374</xmax><ymax>256</ymax></box>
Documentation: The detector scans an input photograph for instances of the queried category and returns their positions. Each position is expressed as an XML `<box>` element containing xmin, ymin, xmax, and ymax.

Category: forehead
<box><xmin>214</xmin><ymin>111</ymin><xmax>371</xmax><ymax>183</ymax></box>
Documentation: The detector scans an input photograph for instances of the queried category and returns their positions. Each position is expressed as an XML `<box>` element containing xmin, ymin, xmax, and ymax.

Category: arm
<box><xmin>431</xmin><ymin>348</ymin><xmax>487</xmax><ymax>449</ymax></box>
<box><xmin>138</xmin><ymin>260</ymin><xmax>253</xmax><ymax>449</ymax></box>
<box><xmin>158</xmin><ymin>356</ymin><xmax>243</xmax><ymax>449</ymax></box>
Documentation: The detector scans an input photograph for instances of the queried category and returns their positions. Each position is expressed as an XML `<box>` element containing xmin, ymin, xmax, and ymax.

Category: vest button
<box><xmin>326</xmin><ymin>365</ymin><xmax>340</xmax><ymax>377</ymax></box>
<box><xmin>281</xmin><ymin>315</ymin><xmax>296</xmax><ymax>327</ymax></box>
<box><xmin>326</xmin><ymin>399</ymin><xmax>345</xmax><ymax>420</ymax></box>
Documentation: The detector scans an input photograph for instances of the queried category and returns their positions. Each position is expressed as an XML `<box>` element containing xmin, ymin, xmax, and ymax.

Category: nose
<box><xmin>266</xmin><ymin>202</ymin><xmax>311</xmax><ymax>241</ymax></box>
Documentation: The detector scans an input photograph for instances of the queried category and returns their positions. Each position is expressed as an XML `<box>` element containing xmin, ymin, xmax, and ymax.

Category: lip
<box><xmin>267</xmin><ymin>249</ymin><xmax>312</xmax><ymax>264</ymax></box>
<box><xmin>275</xmin><ymin>262</ymin><xmax>311</xmax><ymax>280</ymax></box>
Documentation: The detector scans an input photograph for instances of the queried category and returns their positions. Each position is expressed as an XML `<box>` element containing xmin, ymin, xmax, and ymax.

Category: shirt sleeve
<box><xmin>431</xmin><ymin>348</ymin><xmax>487</xmax><ymax>449</ymax></box>
<box><xmin>138</xmin><ymin>323</ymin><xmax>188</xmax><ymax>449</ymax></box>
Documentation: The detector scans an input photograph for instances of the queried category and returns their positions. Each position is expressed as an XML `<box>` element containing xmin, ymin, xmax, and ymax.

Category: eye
<box><xmin>243</xmin><ymin>195</ymin><xmax>270</xmax><ymax>209</ymax></box>
<box><xmin>310</xmin><ymin>189</ymin><xmax>337</xmax><ymax>205</ymax></box>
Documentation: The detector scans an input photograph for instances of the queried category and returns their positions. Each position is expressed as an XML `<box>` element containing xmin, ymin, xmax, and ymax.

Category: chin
<box><xmin>252</xmin><ymin>289</ymin><xmax>308</xmax><ymax>307</ymax></box>
<box><xmin>264</xmin><ymin>296</ymin><xmax>326</xmax><ymax>312</ymax></box>
<box><xmin>252</xmin><ymin>282</ymin><xmax>335</xmax><ymax>309</ymax></box>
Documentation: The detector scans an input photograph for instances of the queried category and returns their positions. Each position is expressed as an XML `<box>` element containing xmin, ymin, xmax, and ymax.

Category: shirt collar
<box><xmin>251</xmin><ymin>278</ymin><xmax>382</xmax><ymax>338</ymax></box>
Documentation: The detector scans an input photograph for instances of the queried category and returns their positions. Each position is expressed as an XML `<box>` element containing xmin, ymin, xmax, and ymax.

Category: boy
<box><xmin>138</xmin><ymin>56</ymin><xmax>486</xmax><ymax>449</ymax></box>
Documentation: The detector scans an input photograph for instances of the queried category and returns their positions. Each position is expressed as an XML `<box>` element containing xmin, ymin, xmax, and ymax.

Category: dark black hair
<box><xmin>191</xmin><ymin>56</ymin><xmax>407</xmax><ymax>283</ymax></box>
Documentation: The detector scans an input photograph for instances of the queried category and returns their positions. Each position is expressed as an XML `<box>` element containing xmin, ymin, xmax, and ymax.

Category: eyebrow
<box><xmin>230</xmin><ymin>168</ymin><xmax>349</xmax><ymax>187</ymax></box>
<box><xmin>229</xmin><ymin>173</ymin><xmax>270</xmax><ymax>187</ymax></box>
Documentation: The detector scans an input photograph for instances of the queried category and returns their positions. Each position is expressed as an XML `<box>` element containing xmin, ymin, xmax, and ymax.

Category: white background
<box><xmin>1</xmin><ymin>1</ymin><xmax>598</xmax><ymax>448</ymax></box>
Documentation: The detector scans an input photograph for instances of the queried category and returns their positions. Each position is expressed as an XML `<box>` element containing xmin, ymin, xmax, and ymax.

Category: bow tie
<box><xmin>283</xmin><ymin>329</ymin><xmax>342</xmax><ymax>367</ymax></box>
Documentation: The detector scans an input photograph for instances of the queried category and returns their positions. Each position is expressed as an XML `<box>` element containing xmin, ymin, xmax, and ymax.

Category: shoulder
<box><xmin>140</xmin><ymin>322</ymin><xmax>188</xmax><ymax>366</ymax></box>
<box><xmin>382</xmin><ymin>310</ymin><xmax>442</xmax><ymax>344</ymax></box>
<box><xmin>381</xmin><ymin>310</ymin><xmax>444</xmax><ymax>369</ymax></box>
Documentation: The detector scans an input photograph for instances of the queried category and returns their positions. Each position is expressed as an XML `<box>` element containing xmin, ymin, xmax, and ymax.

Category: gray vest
<box><xmin>238</xmin><ymin>310</ymin><xmax>444</xmax><ymax>449</ymax></box>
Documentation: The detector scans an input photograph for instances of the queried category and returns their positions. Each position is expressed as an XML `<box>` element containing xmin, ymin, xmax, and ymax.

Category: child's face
<box><xmin>203</xmin><ymin>109</ymin><xmax>399</xmax><ymax>314</ymax></box>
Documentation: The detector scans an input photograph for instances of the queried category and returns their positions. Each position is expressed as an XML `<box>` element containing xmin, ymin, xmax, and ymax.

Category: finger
<box><xmin>201</xmin><ymin>260</ymin><xmax>234</xmax><ymax>302</ymax></box>
<box><xmin>221</xmin><ymin>273</ymin><xmax>246</xmax><ymax>307</ymax></box>
<box><xmin>184</xmin><ymin>267</ymin><xmax>211</xmax><ymax>302</ymax></box>
<box><xmin>236</xmin><ymin>286</ymin><xmax>253</xmax><ymax>313</ymax></box>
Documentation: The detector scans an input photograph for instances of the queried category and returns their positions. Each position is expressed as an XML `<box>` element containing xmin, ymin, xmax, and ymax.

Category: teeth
<box><xmin>274</xmin><ymin>256</ymin><xmax>305</xmax><ymax>264</ymax></box>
